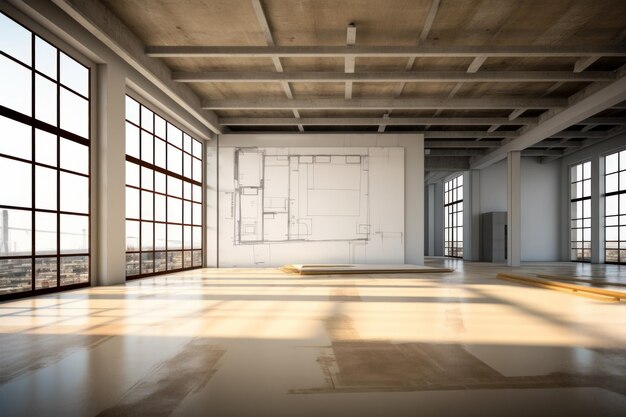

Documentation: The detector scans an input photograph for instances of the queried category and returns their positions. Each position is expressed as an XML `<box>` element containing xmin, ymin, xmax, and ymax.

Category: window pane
<box><xmin>35</xmin><ymin>257</ymin><xmax>57</xmax><ymax>289</ymax></box>
<box><xmin>183</xmin><ymin>153</ymin><xmax>192</xmax><ymax>178</ymax></box>
<box><xmin>167</xmin><ymin>144</ymin><xmax>182</xmax><ymax>174</ymax></box>
<box><xmin>0</xmin><ymin>258</ymin><xmax>32</xmax><ymax>295</ymax></box>
<box><xmin>155</xmin><ymin>251</ymin><xmax>166</xmax><ymax>272</ymax></box>
<box><xmin>0</xmin><ymin>156</ymin><xmax>31</xmax><ymax>207</ymax></box>
<box><xmin>154</xmin><ymin>115</ymin><xmax>166</xmax><ymax>138</ymax></box>
<box><xmin>0</xmin><ymin>208</ymin><xmax>31</xmax><ymax>256</ymax></box>
<box><xmin>167</xmin><ymin>124</ymin><xmax>182</xmax><ymax>148</ymax></box>
<box><xmin>35</xmin><ymin>37</ymin><xmax>57</xmax><ymax>80</ymax></box>
<box><xmin>141</xmin><ymin>252</ymin><xmax>154</xmax><ymax>274</ymax></box>
<box><xmin>155</xmin><ymin>194</ymin><xmax>166</xmax><ymax>221</ymax></box>
<box><xmin>126</xmin><ymin>96</ymin><xmax>140</xmax><ymax>125</ymax></box>
<box><xmin>193</xmin><ymin>158</ymin><xmax>202</xmax><ymax>182</ymax></box>
<box><xmin>126</xmin><ymin>220</ymin><xmax>139</xmax><ymax>251</ymax></box>
<box><xmin>606</xmin><ymin>173</ymin><xmax>618</xmax><ymax>194</ymax></box>
<box><xmin>167</xmin><ymin>224</ymin><xmax>182</xmax><ymax>249</ymax></box>
<box><xmin>60</xmin><ymin>88</ymin><xmax>89</xmax><ymax>138</ymax></box>
<box><xmin>60</xmin><ymin>172</ymin><xmax>88</xmax><ymax>213</ymax></box>
<box><xmin>126</xmin><ymin>253</ymin><xmax>139</xmax><ymax>276</ymax></box>
<box><xmin>183</xmin><ymin>225</ymin><xmax>192</xmax><ymax>249</ymax></box>
<box><xmin>141</xmin><ymin>191</ymin><xmax>153</xmax><ymax>221</ymax></box>
<box><xmin>141</xmin><ymin>106</ymin><xmax>153</xmax><ymax>133</ymax></box>
<box><xmin>0</xmin><ymin>54</ymin><xmax>32</xmax><ymax>116</ymax></box>
<box><xmin>35</xmin><ymin>74</ymin><xmax>57</xmax><ymax>126</ymax></box>
<box><xmin>59</xmin><ymin>53</ymin><xmax>88</xmax><ymax>97</ymax></box>
<box><xmin>167</xmin><ymin>197</ymin><xmax>182</xmax><ymax>223</ymax></box>
<box><xmin>141</xmin><ymin>221</ymin><xmax>153</xmax><ymax>250</ymax></box>
<box><xmin>606</xmin><ymin>153</ymin><xmax>618</xmax><ymax>174</ymax></box>
<box><xmin>155</xmin><ymin>223</ymin><xmax>166</xmax><ymax>250</ymax></box>
<box><xmin>60</xmin><ymin>255</ymin><xmax>88</xmax><ymax>285</ymax></box>
<box><xmin>60</xmin><ymin>214</ymin><xmax>88</xmax><ymax>254</ymax></box>
<box><xmin>168</xmin><ymin>176</ymin><xmax>182</xmax><ymax>198</ymax></box>
<box><xmin>35</xmin><ymin>211</ymin><xmax>56</xmax><ymax>254</ymax></box>
<box><xmin>141</xmin><ymin>166</ymin><xmax>153</xmax><ymax>190</ymax></box>
<box><xmin>0</xmin><ymin>13</ymin><xmax>31</xmax><ymax>64</ymax></box>
<box><xmin>192</xmin><ymin>140</ymin><xmax>202</xmax><ymax>158</ymax></box>
<box><xmin>0</xmin><ymin>115</ymin><xmax>31</xmax><ymax>160</ymax></box>
<box><xmin>126</xmin><ymin>162</ymin><xmax>140</xmax><ymax>187</ymax></box>
<box><xmin>35</xmin><ymin>166</ymin><xmax>57</xmax><ymax>210</ymax></box>
<box><xmin>141</xmin><ymin>130</ymin><xmax>153</xmax><ymax>164</ymax></box>
<box><xmin>155</xmin><ymin>138</ymin><xmax>166</xmax><ymax>168</ymax></box>
<box><xmin>184</xmin><ymin>200</ymin><xmax>191</xmax><ymax>224</ymax></box>
<box><xmin>126</xmin><ymin>187</ymin><xmax>139</xmax><ymax>219</ymax></box>
<box><xmin>155</xmin><ymin>172</ymin><xmax>166</xmax><ymax>193</ymax></box>
<box><xmin>35</xmin><ymin>129</ymin><xmax>56</xmax><ymax>166</ymax></box>
<box><xmin>193</xmin><ymin>226</ymin><xmax>201</xmax><ymax>249</ymax></box>
<box><xmin>60</xmin><ymin>138</ymin><xmax>89</xmax><ymax>174</ymax></box>
<box><xmin>126</xmin><ymin>122</ymin><xmax>139</xmax><ymax>158</ymax></box>
<box><xmin>193</xmin><ymin>203</ymin><xmax>202</xmax><ymax>226</ymax></box>
<box><xmin>192</xmin><ymin>250</ymin><xmax>201</xmax><ymax>267</ymax></box>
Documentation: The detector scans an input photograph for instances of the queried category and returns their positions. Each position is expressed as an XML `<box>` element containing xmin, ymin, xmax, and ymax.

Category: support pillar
<box><xmin>507</xmin><ymin>151</ymin><xmax>521</xmax><ymax>267</ymax></box>
<box><xmin>427</xmin><ymin>183</ymin><xmax>435</xmax><ymax>256</ymax></box>
<box><xmin>463</xmin><ymin>170</ymin><xmax>481</xmax><ymax>261</ymax></box>
<box><xmin>591</xmin><ymin>156</ymin><xmax>605</xmax><ymax>264</ymax></box>
<box><xmin>96</xmin><ymin>64</ymin><xmax>126</xmax><ymax>285</ymax></box>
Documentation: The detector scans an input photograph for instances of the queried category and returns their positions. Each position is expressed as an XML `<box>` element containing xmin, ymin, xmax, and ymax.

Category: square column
<box><xmin>507</xmin><ymin>151</ymin><xmax>521</xmax><ymax>266</ymax></box>
<box><xmin>463</xmin><ymin>170</ymin><xmax>481</xmax><ymax>261</ymax></box>
<box><xmin>591</xmin><ymin>156</ymin><xmax>605</xmax><ymax>264</ymax></box>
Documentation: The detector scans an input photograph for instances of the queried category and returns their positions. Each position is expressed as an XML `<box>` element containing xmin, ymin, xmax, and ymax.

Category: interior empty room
<box><xmin>0</xmin><ymin>1</ymin><xmax>625</xmax><ymax>416</ymax></box>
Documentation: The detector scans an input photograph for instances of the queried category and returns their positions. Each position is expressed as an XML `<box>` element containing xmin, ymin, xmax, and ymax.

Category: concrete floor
<box><xmin>0</xmin><ymin>259</ymin><xmax>625</xmax><ymax>417</ymax></box>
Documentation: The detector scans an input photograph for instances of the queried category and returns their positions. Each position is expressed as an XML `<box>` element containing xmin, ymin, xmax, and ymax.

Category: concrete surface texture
<box><xmin>0</xmin><ymin>258</ymin><xmax>625</xmax><ymax>417</ymax></box>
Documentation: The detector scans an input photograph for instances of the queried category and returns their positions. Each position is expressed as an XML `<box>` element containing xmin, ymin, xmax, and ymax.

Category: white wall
<box><xmin>478</xmin><ymin>157</ymin><xmax>560</xmax><ymax>261</ymax></box>
<box><xmin>216</xmin><ymin>134</ymin><xmax>424</xmax><ymax>266</ymax></box>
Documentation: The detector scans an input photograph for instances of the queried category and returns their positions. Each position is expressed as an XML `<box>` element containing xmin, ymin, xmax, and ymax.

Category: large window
<box><xmin>125</xmin><ymin>96</ymin><xmax>203</xmax><ymax>278</ymax></box>
<box><xmin>570</xmin><ymin>161</ymin><xmax>591</xmax><ymax>262</ymax></box>
<box><xmin>444</xmin><ymin>175</ymin><xmax>463</xmax><ymax>258</ymax></box>
<box><xmin>605</xmin><ymin>149</ymin><xmax>626</xmax><ymax>264</ymax></box>
<box><xmin>0</xmin><ymin>12</ymin><xmax>90</xmax><ymax>298</ymax></box>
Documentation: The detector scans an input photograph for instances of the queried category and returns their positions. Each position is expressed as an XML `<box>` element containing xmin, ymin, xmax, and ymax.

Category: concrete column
<box><xmin>507</xmin><ymin>151</ymin><xmax>521</xmax><ymax>266</ymax></box>
<box><xmin>433</xmin><ymin>181</ymin><xmax>444</xmax><ymax>256</ymax></box>
<box><xmin>205</xmin><ymin>135</ymin><xmax>218</xmax><ymax>267</ymax></box>
<box><xmin>591</xmin><ymin>156</ymin><xmax>605</xmax><ymax>264</ymax></box>
<box><xmin>463</xmin><ymin>170</ymin><xmax>481</xmax><ymax>261</ymax></box>
<box><xmin>96</xmin><ymin>63</ymin><xmax>126</xmax><ymax>285</ymax></box>
<box><xmin>426</xmin><ymin>183</ymin><xmax>435</xmax><ymax>256</ymax></box>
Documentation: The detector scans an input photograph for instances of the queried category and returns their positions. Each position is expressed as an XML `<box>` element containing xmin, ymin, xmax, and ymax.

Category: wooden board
<box><xmin>281</xmin><ymin>264</ymin><xmax>454</xmax><ymax>275</ymax></box>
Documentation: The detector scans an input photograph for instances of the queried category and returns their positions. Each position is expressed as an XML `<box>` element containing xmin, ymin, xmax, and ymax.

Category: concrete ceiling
<box><xmin>99</xmin><ymin>0</ymin><xmax>626</xmax><ymax>171</ymax></box>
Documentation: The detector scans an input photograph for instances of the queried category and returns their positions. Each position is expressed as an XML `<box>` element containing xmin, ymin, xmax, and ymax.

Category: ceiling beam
<box><xmin>146</xmin><ymin>45</ymin><xmax>626</xmax><ymax>58</ymax></box>
<box><xmin>467</xmin><ymin>56</ymin><xmax>488</xmax><ymax>73</ymax></box>
<box><xmin>574</xmin><ymin>56</ymin><xmax>601</xmax><ymax>73</ymax></box>
<box><xmin>171</xmin><ymin>70</ymin><xmax>615</xmax><ymax>83</ymax></box>
<box><xmin>203</xmin><ymin>97</ymin><xmax>566</xmax><ymax>110</ymax></box>
<box><xmin>424</xmin><ymin>139</ymin><xmax>580</xmax><ymax>148</ymax></box>
<box><xmin>250</xmin><ymin>0</ymin><xmax>303</xmax><ymax>131</ymax></box>
<box><xmin>426</xmin><ymin>156</ymin><xmax>470</xmax><ymax>171</ymax></box>
<box><xmin>345</xmin><ymin>24</ymin><xmax>356</xmax><ymax>100</ymax></box>
<box><xmin>540</xmin><ymin>126</ymin><xmax>626</xmax><ymax>163</ymax></box>
<box><xmin>471</xmin><ymin>67</ymin><xmax>626</xmax><ymax>169</ymax></box>
<box><xmin>48</xmin><ymin>0</ymin><xmax>220</xmax><ymax>136</ymax></box>
<box><xmin>219</xmin><ymin>116</ymin><xmax>540</xmax><ymax>126</ymax></box>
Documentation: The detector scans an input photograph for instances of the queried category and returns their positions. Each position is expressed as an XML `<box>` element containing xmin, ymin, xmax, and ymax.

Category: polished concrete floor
<box><xmin>0</xmin><ymin>258</ymin><xmax>625</xmax><ymax>417</ymax></box>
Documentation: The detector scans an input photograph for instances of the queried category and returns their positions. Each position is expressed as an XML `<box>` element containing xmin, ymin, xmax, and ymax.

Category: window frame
<box><xmin>604</xmin><ymin>148</ymin><xmax>626</xmax><ymax>264</ymax></box>
<box><xmin>0</xmin><ymin>10</ymin><xmax>92</xmax><ymax>301</ymax></box>
<box><xmin>444</xmin><ymin>175</ymin><xmax>463</xmax><ymax>258</ymax></box>
<box><xmin>569</xmin><ymin>160</ymin><xmax>592</xmax><ymax>263</ymax></box>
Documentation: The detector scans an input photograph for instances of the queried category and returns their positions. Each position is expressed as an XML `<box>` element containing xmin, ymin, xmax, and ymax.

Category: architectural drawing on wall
<box><xmin>233</xmin><ymin>148</ymin><xmax>370</xmax><ymax>245</ymax></box>
<box><xmin>219</xmin><ymin>147</ymin><xmax>404</xmax><ymax>267</ymax></box>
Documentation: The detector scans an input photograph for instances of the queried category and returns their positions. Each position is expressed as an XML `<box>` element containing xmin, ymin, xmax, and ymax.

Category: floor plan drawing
<box><xmin>219</xmin><ymin>147</ymin><xmax>404</xmax><ymax>266</ymax></box>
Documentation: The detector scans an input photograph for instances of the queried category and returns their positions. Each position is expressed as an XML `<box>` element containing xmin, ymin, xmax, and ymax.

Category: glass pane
<box><xmin>155</xmin><ymin>223</ymin><xmax>166</xmax><ymax>250</ymax></box>
<box><xmin>193</xmin><ymin>203</ymin><xmax>202</xmax><ymax>225</ymax></box>
<box><xmin>35</xmin><ymin>166</ymin><xmax>57</xmax><ymax>210</ymax></box>
<box><xmin>167</xmin><ymin>197</ymin><xmax>182</xmax><ymax>223</ymax></box>
<box><xmin>60</xmin><ymin>138</ymin><xmax>89</xmax><ymax>175</ymax></box>
<box><xmin>141</xmin><ymin>130</ymin><xmax>153</xmax><ymax>164</ymax></box>
<box><xmin>606</xmin><ymin>195</ymin><xmax>618</xmax><ymax>216</ymax></box>
<box><xmin>0</xmin><ymin>208</ymin><xmax>31</xmax><ymax>256</ymax></box>
<box><xmin>184</xmin><ymin>250</ymin><xmax>192</xmax><ymax>267</ymax></box>
<box><xmin>35</xmin><ymin>129</ymin><xmax>57</xmax><ymax>166</ymax></box>
<box><xmin>183</xmin><ymin>182</ymin><xmax>191</xmax><ymax>201</ymax></box>
<box><xmin>154</xmin><ymin>115</ymin><xmax>166</xmax><ymax>138</ymax></box>
<box><xmin>0</xmin><ymin>156</ymin><xmax>31</xmax><ymax>208</ymax></box>
<box><xmin>193</xmin><ymin>184</ymin><xmax>202</xmax><ymax>203</ymax></box>
<box><xmin>35</xmin><ymin>37</ymin><xmax>57</xmax><ymax>80</ymax></box>
<box><xmin>167</xmin><ymin>251</ymin><xmax>182</xmax><ymax>270</ymax></box>
<box><xmin>126</xmin><ymin>253</ymin><xmax>139</xmax><ymax>276</ymax></box>
<box><xmin>0</xmin><ymin>54</ymin><xmax>32</xmax><ymax>116</ymax></box>
<box><xmin>155</xmin><ymin>251</ymin><xmax>166</xmax><ymax>272</ymax></box>
<box><xmin>0</xmin><ymin>258</ymin><xmax>32</xmax><ymax>295</ymax></box>
<box><xmin>141</xmin><ymin>221</ymin><xmax>153</xmax><ymax>250</ymax></box>
<box><xmin>605</xmin><ymin>153</ymin><xmax>618</xmax><ymax>174</ymax></box>
<box><xmin>183</xmin><ymin>201</ymin><xmax>191</xmax><ymax>224</ymax></box>
<box><xmin>141</xmin><ymin>106</ymin><xmax>153</xmax><ymax>133</ymax></box>
<box><xmin>193</xmin><ymin>226</ymin><xmax>201</xmax><ymax>249</ymax></box>
<box><xmin>141</xmin><ymin>252</ymin><xmax>153</xmax><ymax>274</ymax></box>
<box><xmin>167</xmin><ymin>124</ymin><xmax>182</xmax><ymax>148</ymax></box>
<box><xmin>35</xmin><ymin>257</ymin><xmax>57</xmax><ymax>289</ymax></box>
<box><xmin>155</xmin><ymin>172</ymin><xmax>166</xmax><ymax>193</ymax></box>
<box><xmin>60</xmin><ymin>255</ymin><xmax>88</xmax><ymax>285</ymax></box>
<box><xmin>35</xmin><ymin>74</ymin><xmax>57</xmax><ymax>126</ymax></box>
<box><xmin>0</xmin><ymin>115</ymin><xmax>31</xmax><ymax>160</ymax></box>
<box><xmin>193</xmin><ymin>140</ymin><xmax>202</xmax><ymax>158</ymax></box>
<box><xmin>183</xmin><ymin>134</ymin><xmax>192</xmax><ymax>153</ymax></box>
<box><xmin>141</xmin><ymin>166</ymin><xmax>153</xmax><ymax>190</ymax></box>
<box><xmin>0</xmin><ymin>13</ymin><xmax>31</xmax><ymax>65</ymax></box>
<box><xmin>183</xmin><ymin>153</ymin><xmax>192</xmax><ymax>178</ymax></box>
<box><xmin>192</xmin><ymin>250</ymin><xmax>201</xmax><ymax>267</ymax></box>
<box><xmin>126</xmin><ymin>162</ymin><xmax>140</xmax><ymax>187</ymax></box>
<box><xmin>155</xmin><ymin>138</ymin><xmax>166</xmax><ymax>168</ymax></box>
<box><xmin>168</xmin><ymin>176</ymin><xmax>182</xmax><ymax>197</ymax></box>
<box><xmin>125</xmin><ymin>96</ymin><xmax>139</xmax><ymax>125</ymax></box>
<box><xmin>60</xmin><ymin>172</ymin><xmax>88</xmax><ymax>213</ymax></box>
<box><xmin>183</xmin><ymin>225</ymin><xmax>191</xmax><ymax>249</ymax></box>
<box><xmin>60</xmin><ymin>88</ymin><xmax>89</xmax><ymax>138</ymax></box>
<box><xmin>60</xmin><ymin>214</ymin><xmax>88</xmax><ymax>254</ymax></box>
<box><xmin>606</xmin><ymin>173</ymin><xmax>618</xmax><ymax>194</ymax></box>
<box><xmin>126</xmin><ymin>187</ymin><xmax>139</xmax><ymax>219</ymax></box>
<box><xmin>126</xmin><ymin>122</ymin><xmax>139</xmax><ymax>158</ymax></box>
<box><xmin>60</xmin><ymin>53</ymin><xmax>88</xmax><ymax>97</ymax></box>
<box><xmin>167</xmin><ymin>144</ymin><xmax>182</xmax><ymax>174</ymax></box>
<box><xmin>167</xmin><ymin>224</ymin><xmax>182</xmax><ymax>249</ymax></box>
<box><xmin>155</xmin><ymin>194</ymin><xmax>166</xmax><ymax>221</ymax></box>
<box><xmin>126</xmin><ymin>220</ymin><xmax>139</xmax><ymax>251</ymax></box>
<box><xmin>35</xmin><ymin>211</ymin><xmax>56</xmax><ymax>254</ymax></box>
<box><xmin>193</xmin><ymin>158</ymin><xmax>202</xmax><ymax>182</ymax></box>
<box><xmin>141</xmin><ymin>191</ymin><xmax>153</xmax><ymax>221</ymax></box>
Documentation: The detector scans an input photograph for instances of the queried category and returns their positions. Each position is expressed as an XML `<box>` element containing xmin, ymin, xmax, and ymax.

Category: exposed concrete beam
<box><xmin>508</xmin><ymin>108</ymin><xmax>527</xmax><ymax>120</ymax></box>
<box><xmin>146</xmin><ymin>45</ymin><xmax>626</xmax><ymax>58</ymax></box>
<box><xmin>203</xmin><ymin>97</ymin><xmax>566</xmax><ymax>110</ymax></box>
<box><xmin>424</xmin><ymin>140</ymin><xmax>579</xmax><ymax>149</ymax></box>
<box><xmin>426</xmin><ymin>156</ymin><xmax>470</xmax><ymax>171</ymax></box>
<box><xmin>250</xmin><ymin>0</ymin><xmax>303</xmax><ymax>131</ymax></box>
<box><xmin>345</xmin><ymin>24</ymin><xmax>356</xmax><ymax>100</ymax></box>
<box><xmin>541</xmin><ymin>125</ymin><xmax>626</xmax><ymax>163</ymax></box>
<box><xmin>428</xmin><ymin>149</ymin><xmax>486</xmax><ymax>157</ymax></box>
<box><xmin>219</xmin><ymin>116</ymin><xmax>539</xmax><ymax>126</ymax></box>
<box><xmin>172</xmin><ymin>71</ymin><xmax>615</xmax><ymax>83</ymax></box>
<box><xmin>574</xmin><ymin>56</ymin><xmax>601</xmax><ymax>73</ymax></box>
<box><xmin>471</xmin><ymin>67</ymin><xmax>626</xmax><ymax>169</ymax></box>
<box><xmin>48</xmin><ymin>0</ymin><xmax>220</xmax><ymax>135</ymax></box>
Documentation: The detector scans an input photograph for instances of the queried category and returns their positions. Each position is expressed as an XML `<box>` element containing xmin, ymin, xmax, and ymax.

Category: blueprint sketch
<box><xmin>218</xmin><ymin>147</ymin><xmax>404</xmax><ymax>267</ymax></box>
